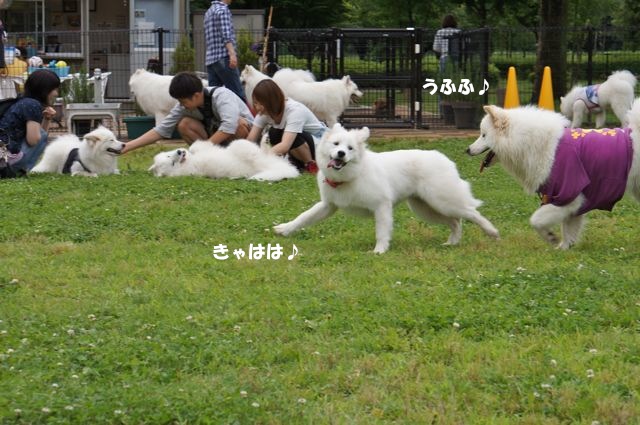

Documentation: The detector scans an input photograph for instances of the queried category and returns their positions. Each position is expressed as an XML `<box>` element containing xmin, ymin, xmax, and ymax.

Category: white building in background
<box><xmin>1</xmin><ymin>0</ymin><xmax>263</xmax><ymax>99</ymax></box>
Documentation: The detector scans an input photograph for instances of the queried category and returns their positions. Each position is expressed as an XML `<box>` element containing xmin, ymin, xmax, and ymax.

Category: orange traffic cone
<box><xmin>503</xmin><ymin>66</ymin><xmax>520</xmax><ymax>108</ymax></box>
<box><xmin>538</xmin><ymin>66</ymin><xmax>555</xmax><ymax>111</ymax></box>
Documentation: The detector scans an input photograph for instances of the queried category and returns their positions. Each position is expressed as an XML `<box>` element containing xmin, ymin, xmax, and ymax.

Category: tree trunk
<box><xmin>531</xmin><ymin>0</ymin><xmax>568</xmax><ymax>105</ymax></box>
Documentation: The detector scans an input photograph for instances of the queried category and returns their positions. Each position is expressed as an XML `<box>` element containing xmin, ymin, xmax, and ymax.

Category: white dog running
<box><xmin>560</xmin><ymin>70</ymin><xmax>637</xmax><ymax>128</ymax></box>
<box><xmin>149</xmin><ymin>139</ymin><xmax>299</xmax><ymax>181</ymax></box>
<box><xmin>467</xmin><ymin>103</ymin><xmax>640</xmax><ymax>249</ymax></box>
<box><xmin>274</xmin><ymin>124</ymin><xmax>499</xmax><ymax>253</ymax></box>
<box><xmin>31</xmin><ymin>126</ymin><xmax>124</xmax><ymax>176</ymax></box>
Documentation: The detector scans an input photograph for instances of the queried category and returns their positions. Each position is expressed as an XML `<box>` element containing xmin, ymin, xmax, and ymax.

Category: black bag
<box><xmin>199</xmin><ymin>87</ymin><xmax>220</xmax><ymax>137</ymax></box>
<box><xmin>0</xmin><ymin>97</ymin><xmax>21</xmax><ymax>152</ymax></box>
<box><xmin>0</xmin><ymin>132</ymin><xmax>20</xmax><ymax>179</ymax></box>
<box><xmin>0</xmin><ymin>97</ymin><xmax>19</xmax><ymax>121</ymax></box>
<box><xmin>0</xmin><ymin>100</ymin><xmax>21</xmax><ymax>178</ymax></box>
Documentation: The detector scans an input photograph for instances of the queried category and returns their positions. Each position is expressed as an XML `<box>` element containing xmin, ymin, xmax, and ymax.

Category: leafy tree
<box><xmin>619</xmin><ymin>0</ymin><xmax>640</xmax><ymax>49</ymax></box>
<box><xmin>206</xmin><ymin>0</ymin><xmax>346</xmax><ymax>28</ymax></box>
<box><xmin>531</xmin><ymin>0</ymin><xmax>569</xmax><ymax>103</ymax></box>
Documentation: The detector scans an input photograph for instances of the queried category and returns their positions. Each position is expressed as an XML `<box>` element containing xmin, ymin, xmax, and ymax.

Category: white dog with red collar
<box><xmin>274</xmin><ymin>124</ymin><xmax>499</xmax><ymax>253</ymax></box>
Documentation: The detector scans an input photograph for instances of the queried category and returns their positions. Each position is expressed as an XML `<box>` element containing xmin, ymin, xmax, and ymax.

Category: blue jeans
<box><xmin>207</xmin><ymin>57</ymin><xmax>246</xmax><ymax>102</ymax></box>
<box><xmin>12</xmin><ymin>128</ymin><xmax>48</xmax><ymax>172</ymax></box>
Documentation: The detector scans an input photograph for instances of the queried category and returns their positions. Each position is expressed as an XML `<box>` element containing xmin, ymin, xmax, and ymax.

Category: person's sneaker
<box><xmin>305</xmin><ymin>160</ymin><xmax>318</xmax><ymax>174</ymax></box>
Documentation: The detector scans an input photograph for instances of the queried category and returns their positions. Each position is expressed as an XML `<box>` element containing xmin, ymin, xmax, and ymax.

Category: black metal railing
<box><xmin>3</xmin><ymin>24</ymin><xmax>640</xmax><ymax>131</ymax></box>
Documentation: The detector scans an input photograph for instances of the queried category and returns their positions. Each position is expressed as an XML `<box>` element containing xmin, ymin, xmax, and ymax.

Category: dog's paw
<box><xmin>273</xmin><ymin>222</ymin><xmax>294</xmax><ymax>236</ymax></box>
<box><xmin>556</xmin><ymin>240</ymin><xmax>573</xmax><ymax>250</ymax></box>
<box><xmin>372</xmin><ymin>243</ymin><xmax>389</xmax><ymax>254</ymax></box>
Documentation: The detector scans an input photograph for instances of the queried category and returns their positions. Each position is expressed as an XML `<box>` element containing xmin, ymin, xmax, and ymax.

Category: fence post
<box><xmin>482</xmin><ymin>27</ymin><xmax>490</xmax><ymax>106</ymax></box>
<box><xmin>153</xmin><ymin>27</ymin><xmax>170</xmax><ymax>75</ymax></box>
<box><xmin>586</xmin><ymin>24</ymin><xmax>595</xmax><ymax>85</ymax></box>
<box><xmin>414</xmin><ymin>27</ymin><xmax>424</xmax><ymax>129</ymax></box>
<box><xmin>331</xmin><ymin>27</ymin><xmax>342</xmax><ymax>78</ymax></box>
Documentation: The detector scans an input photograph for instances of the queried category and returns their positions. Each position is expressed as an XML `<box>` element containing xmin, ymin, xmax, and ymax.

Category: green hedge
<box><xmin>492</xmin><ymin>51</ymin><xmax>640</xmax><ymax>85</ymax></box>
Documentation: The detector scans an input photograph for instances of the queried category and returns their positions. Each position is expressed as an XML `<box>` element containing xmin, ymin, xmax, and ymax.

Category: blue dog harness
<box><xmin>579</xmin><ymin>84</ymin><xmax>601</xmax><ymax>111</ymax></box>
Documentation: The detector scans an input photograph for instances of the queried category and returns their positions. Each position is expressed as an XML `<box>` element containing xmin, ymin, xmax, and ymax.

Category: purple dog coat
<box><xmin>537</xmin><ymin>128</ymin><xmax>634</xmax><ymax>216</ymax></box>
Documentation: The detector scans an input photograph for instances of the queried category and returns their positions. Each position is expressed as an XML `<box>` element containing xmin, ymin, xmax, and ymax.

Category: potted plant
<box><xmin>170</xmin><ymin>34</ymin><xmax>195</xmax><ymax>74</ymax></box>
<box><xmin>62</xmin><ymin>70</ymin><xmax>94</xmax><ymax>136</ymax></box>
<box><xmin>123</xmin><ymin>101</ymin><xmax>180</xmax><ymax>140</ymax></box>
<box><xmin>236</xmin><ymin>30</ymin><xmax>260</xmax><ymax>69</ymax></box>
<box><xmin>440</xmin><ymin>64</ymin><xmax>484</xmax><ymax>129</ymax></box>
<box><xmin>123</xmin><ymin>101</ymin><xmax>154</xmax><ymax>139</ymax></box>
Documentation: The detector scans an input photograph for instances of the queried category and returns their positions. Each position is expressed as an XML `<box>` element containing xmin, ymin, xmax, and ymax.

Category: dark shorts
<box><xmin>268</xmin><ymin>127</ymin><xmax>315</xmax><ymax>170</ymax></box>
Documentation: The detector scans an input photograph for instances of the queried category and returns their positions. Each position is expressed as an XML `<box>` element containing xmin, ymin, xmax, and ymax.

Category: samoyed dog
<box><xmin>240</xmin><ymin>65</ymin><xmax>360</xmax><ymax>126</ymax></box>
<box><xmin>240</xmin><ymin>65</ymin><xmax>315</xmax><ymax>108</ymax></box>
<box><xmin>271</xmin><ymin>67</ymin><xmax>316</xmax><ymax>85</ymax></box>
<box><xmin>560</xmin><ymin>70</ymin><xmax>637</xmax><ymax>128</ymax></box>
<box><xmin>274</xmin><ymin>124</ymin><xmax>499</xmax><ymax>253</ymax></box>
<box><xmin>275</xmin><ymin>74</ymin><xmax>363</xmax><ymax>127</ymax></box>
<box><xmin>240</xmin><ymin>65</ymin><xmax>271</xmax><ymax>108</ymax></box>
<box><xmin>149</xmin><ymin>139</ymin><xmax>299</xmax><ymax>181</ymax></box>
<box><xmin>31</xmin><ymin>126</ymin><xmax>124</xmax><ymax>176</ymax></box>
<box><xmin>467</xmin><ymin>102</ymin><xmax>640</xmax><ymax>249</ymax></box>
<box><xmin>129</xmin><ymin>69</ymin><xmax>208</xmax><ymax>126</ymax></box>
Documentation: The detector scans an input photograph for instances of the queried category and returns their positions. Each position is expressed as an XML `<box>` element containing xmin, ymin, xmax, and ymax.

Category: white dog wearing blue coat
<box><xmin>274</xmin><ymin>124</ymin><xmax>499</xmax><ymax>253</ymax></box>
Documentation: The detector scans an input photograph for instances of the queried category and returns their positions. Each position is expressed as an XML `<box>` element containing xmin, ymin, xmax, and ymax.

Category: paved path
<box><xmin>370</xmin><ymin>128</ymin><xmax>478</xmax><ymax>139</ymax></box>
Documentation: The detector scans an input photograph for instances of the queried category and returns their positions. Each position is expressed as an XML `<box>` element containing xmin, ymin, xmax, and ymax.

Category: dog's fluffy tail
<box><xmin>608</xmin><ymin>70</ymin><xmax>637</xmax><ymax>88</ymax></box>
<box><xmin>626</xmin><ymin>98</ymin><xmax>640</xmax><ymax>131</ymax></box>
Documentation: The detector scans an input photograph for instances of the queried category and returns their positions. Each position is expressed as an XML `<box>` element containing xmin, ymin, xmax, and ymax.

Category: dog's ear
<box><xmin>354</xmin><ymin>126</ymin><xmax>370</xmax><ymax>143</ymax></box>
<box><xmin>343</xmin><ymin>75</ymin><xmax>351</xmax><ymax>84</ymax></box>
<box><xmin>331</xmin><ymin>122</ymin><xmax>343</xmax><ymax>132</ymax></box>
<box><xmin>83</xmin><ymin>133</ymin><xmax>99</xmax><ymax>146</ymax></box>
<box><xmin>483</xmin><ymin>105</ymin><xmax>509</xmax><ymax>133</ymax></box>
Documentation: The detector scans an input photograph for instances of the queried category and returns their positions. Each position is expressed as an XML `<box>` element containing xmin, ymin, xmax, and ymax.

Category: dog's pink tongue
<box><xmin>327</xmin><ymin>159</ymin><xmax>338</xmax><ymax>168</ymax></box>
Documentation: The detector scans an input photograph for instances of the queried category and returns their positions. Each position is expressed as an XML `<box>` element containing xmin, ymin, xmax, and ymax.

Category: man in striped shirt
<box><xmin>204</xmin><ymin>0</ymin><xmax>247</xmax><ymax>102</ymax></box>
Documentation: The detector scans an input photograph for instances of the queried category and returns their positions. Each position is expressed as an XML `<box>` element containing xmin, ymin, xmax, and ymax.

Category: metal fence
<box><xmin>3</xmin><ymin>24</ymin><xmax>640</xmax><ymax>133</ymax></box>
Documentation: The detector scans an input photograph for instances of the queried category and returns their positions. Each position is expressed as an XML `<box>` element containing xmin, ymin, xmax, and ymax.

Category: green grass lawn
<box><xmin>1</xmin><ymin>138</ymin><xmax>639</xmax><ymax>424</ymax></box>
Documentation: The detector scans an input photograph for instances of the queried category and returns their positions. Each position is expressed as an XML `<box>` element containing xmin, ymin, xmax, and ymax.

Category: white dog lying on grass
<box><xmin>149</xmin><ymin>139</ymin><xmax>299</xmax><ymax>181</ymax></box>
<box><xmin>31</xmin><ymin>126</ymin><xmax>124</xmax><ymax>176</ymax></box>
<box><xmin>274</xmin><ymin>124</ymin><xmax>499</xmax><ymax>253</ymax></box>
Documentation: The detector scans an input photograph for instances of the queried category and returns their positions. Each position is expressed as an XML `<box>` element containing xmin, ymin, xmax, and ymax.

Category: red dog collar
<box><xmin>324</xmin><ymin>178</ymin><xmax>344</xmax><ymax>188</ymax></box>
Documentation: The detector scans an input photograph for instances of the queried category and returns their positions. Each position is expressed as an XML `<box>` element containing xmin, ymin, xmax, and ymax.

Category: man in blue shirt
<box><xmin>204</xmin><ymin>0</ymin><xmax>246</xmax><ymax>103</ymax></box>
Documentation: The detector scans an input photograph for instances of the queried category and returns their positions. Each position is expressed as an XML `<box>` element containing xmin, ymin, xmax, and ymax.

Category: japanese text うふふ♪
<box><xmin>423</xmin><ymin>77</ymin><xmax>490</xmax><ymax>96</ymax></box>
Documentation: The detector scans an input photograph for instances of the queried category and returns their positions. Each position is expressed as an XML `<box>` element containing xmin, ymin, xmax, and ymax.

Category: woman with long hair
<box><xmin>0</xmin><ymin>69</ymin><xmax>60</xmax><ymax>174</ymax></box>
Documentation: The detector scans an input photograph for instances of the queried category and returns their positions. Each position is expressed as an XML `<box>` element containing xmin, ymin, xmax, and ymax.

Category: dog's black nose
<box><xmin>337</xmin><ymin>150</ymin><xmax>345</xmax><ymax>158</ymax></box>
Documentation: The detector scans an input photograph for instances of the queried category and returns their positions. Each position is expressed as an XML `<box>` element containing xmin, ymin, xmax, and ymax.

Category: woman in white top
<box><xmin>247</xmin><ymin>79</ymin><xmax>327</xmax><ymax>174</ymax></box>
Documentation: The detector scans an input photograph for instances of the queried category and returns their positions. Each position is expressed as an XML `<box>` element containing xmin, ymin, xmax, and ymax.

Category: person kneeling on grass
<box><xmin>0</xmin><ymin>69</ymin><xmax>60</xmax><ymax>176</ymax></box>
<box><xmin>246</xmin><ymin>79</ymin><xmax>327</xmax><ymax>174</ymax></box>
<box><xmin>122</xmin><ymin>71</ymin><xmax>254</xmax><ymax>154</ymax></box>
